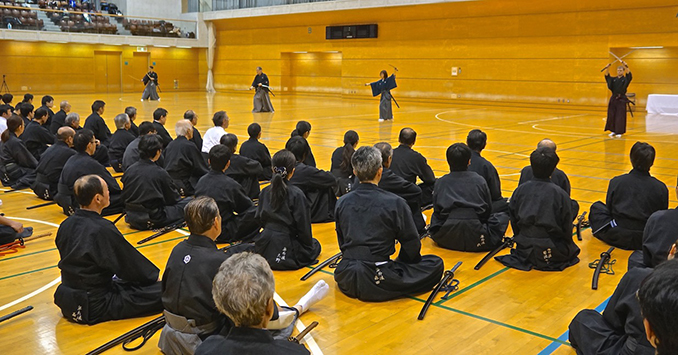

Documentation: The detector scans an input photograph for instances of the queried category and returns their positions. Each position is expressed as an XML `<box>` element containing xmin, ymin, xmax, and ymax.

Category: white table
<box><xmin>646</xmin><ymin>94</ymin><xmax>678</xmax><ymax>115</ymax></box>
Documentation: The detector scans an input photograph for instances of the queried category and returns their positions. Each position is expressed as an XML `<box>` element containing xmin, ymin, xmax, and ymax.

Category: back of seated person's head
<box><xmin>1</xmin><ymin>94</ymin><xmax>12</xmax><ymax>104</ymax></box>
<box><xmin>138</xmin><ymin>121</ymin><xmax>156</xmax><ymax>136</ymax></box>
<box><xmin>153</xmin><ymin>108</ymin><xmax>167</xmax><ymax>121</ymax></box>
<box><xmin>34</xmin><ymin>107</ymin><xmax>48</xmax><ymax>121</ymax></box>
<box><xmin>65</xmin><ymin>112</ymin><xmax>80</xmax><ymax>127</ymax></box>
<box><xmin>175</xmin><ymin>120</ymin><xmax>192</xmax><ymax>138</ymax></box>
<box><xmin>212</xmin><ymin>111</ymin><xmax>228</xmax><ymax>127</ymax></box>
<box><xmin>0</xmin><ymin>105</ymin><xmax>10</xmax><ymax>117</ymax></box>
<box><xmin>398</xmin><ymin>127</ymin><xmax>417</xmax><ymax>146</ymax></box>
<box><xmin>446</xmin><ymin>143</ymin><xmax>472</xmax><ymax>172</ymax></box>
<box><xmin>23</xmin><ymin>93</ymin><xmax>33</xmax><ymax>103</ymax></box>
<box><xmin>291</xmin><ymin>121</ymin><xmax>311</xmax><ymax>138</ymax></box>
<box><xmin>184</xmin><ymin>196</ymin><xmax>220</xmax><ymax>236</ymax></box>
<box><xmin>637</xmin><ymin>259</ymin><xmax>678</xmax><ymax>355</ymax></box>
<box><xmin>212</xmin><ymin>252</ymin><xmax>275</xmax><ymax>328</ymax></box>
<box><xmin>73</xmin><ymin>129</ymin><xmax>94</xmax><ymax>153</ymax></box>
<box><xmin>209</xmin><ymin>144</ymin><xmax>232</xmax><ymax>172</ymax></box>
<box><xmin>352</xmin><ymin>146</ymin><xmax>382</xmax><ymax>182</ymax></box>
<box><xmin>537</xmin><ymin>138</ymin><xmax>557</xmax><ymax>151</ymax></box>
<box><xmin>530</xmin><ymin>147</ymin><xmax>559</xmax><ymax>179</ymax></box>
<box><xmin>20</xmin><ymin>103</ymin><xmax>33</xmax><ymax>117</ymax></box>
<box><xmin>139</xmin><ymin>134</ymin><xmax>163</xmax><ymax>160</ymax></box>
<box><xmin>630</xmin><ymin>141</ymin><xmax>655</xmax><ymax>172</ymax></box>
<box><xmin>74</xmin><ymin>174</ymin><xmax>106</xmax><ymax>207</ymax></box>
<box><xmin>41</xmin><ymin>95</ymin><xmax>53</xmax><ymax>106</ymax></box>
<box><xmin>247</xmin><ymin>123</ymin><xmax>261</xmax><ymax>139</ymax></box>
<box><xmin>219</xmin><ymin>133</ymin><xmax>238</xmax><ymax>151</ymax></box>
<box><xmin>114</xmin><ymin>114</ymin><xmax>129</xmax><ymax>130</ymax></box>
<box><xmin>285</xmin><ymin>136</ymin><xmax>308</xmax><ymax>163</ymax></box>
<box><xmin>466</xmin><ymin>129</ymin><xmax>487</xmax><ymax>152</ymax></box>
<box><xmin>183</xmin><ymin>110</ymin><xmax>196</xmax><ymax>122</ymax></box>
<box><xmin>56</xmin><ymin>126</ymin><xmax>75</xmax><ymax>143</ymax></box>
<box><xmin>1</xmin><ymin>115</ymin><xmax>23</xmax><ymax>143</ymax></box>
<box><xmin>59</xmin><ymin>100</ymin><xmax>70</xmax><ymax>111</ymax></box>
<box><xmin>91</xmin><ymin>100</ymin><xmax>105</xmax><ymax>113</ymax></box>
<box><xmin>124</xmin><ymin>106</ymin><xmax>137</xmax><ymax>120</ymax></box>
<box><xmin>373</xmin><ymin>142</ymin><xmax>392</xmax><ymax>166</ymax></box>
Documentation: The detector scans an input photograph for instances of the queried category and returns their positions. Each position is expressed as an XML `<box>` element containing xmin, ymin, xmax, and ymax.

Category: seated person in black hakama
<box><xmin>290</xmin><ymin>121</ymin><xmax>315</xmax><ymax>167</ymax></box>
<box><xmin>21</xmin><ymin>107</ymin><xmax>55</xmax><ymax>161</ymax></box>
<box><xmin>83</xmin><ymin>100</ymin><xmax>112</xmax><ymax>147</ymax></box>
<box><xmin>0</xmin><ymin>215</ymin><xmax>33</xmax><ymax>246</ymax></box>
<box><xmin>49</xmin><ymin>100</ymin><xmax>71</xmax><ymax>135</ymax></box>
<box><xmin>569</xmin><ymin>237</ymin><xmax>678</xmax><ymax>355</ymax></box>
<box><xmin>164</xmin><ymin>120</ymin><xmax>209</xmax><ymax>196</ymax></box>
<box><xmin>122</xmin><ymin>134</ymin><xmax>191</xmax><ymax>230</ymax></box>
<box><xmin>196</xmin><ymin>252</ymin><xmax>329</xmax><ymax>355</ymax></box>
<box><xmin>53</xmin><ymin>175</ymin><xmax>162</xmax><ymax>325</ymax></box>
<box><xmin>194</xmin><ymin>145</ymin><xmax>259</xmax><ymax>243</ymax></box>
<box><xmin>0</xmin><ymin>115</ymin><xmax>38</xmax><ymax>188</ymax></box>
<box><xmin>255</xmin><ymin>149</ymin><xmax>321</xmax><ymax>270</ymax></box>
<box><xmin>430</xmin><ymin>143</ymin><xmax>509</xmax><ymax>252</ymax></box>
<box><xmin>108</xmin><ymin>113</ymin><xmax>136</xmax><ymax>173</ymax></box>
<box><xmin>330</xmin><ymin>130</ymin><xmax>358</xmax><ymax>197</ymax></box>
<box><xmin>466</xmin><ymin>129</ymin><xmax>508</xmax><ymax>213</ymax></box>
<box><xmin>153</xmin><ymin>108</ymin><xmax>173</xmax><ymax>148</ymax></box>
<box><xmin>220</xmin><ymin>134</ymin><xmax>263</xmax><ymax>200</ymax></box>
<box><xmin>496</xmin><ymin>147</ymin><xmax>579</xmax><ymax>271</ymax></box>
<box><xmin>590</xmin><ymin>142</ymin><xmax>668</xmax><ymax>250</ymax></box>
<box><xmin>286</xmin><ymin>136</ymin><xmax>337</xmax><ymax>223</ymax></box>
<box><xmin>333</xmin><ymin>146</ymin><xmax>444</xmax><ymax>302</ymax></box>
<box><xmin>55</xmin><ymin>129</ymin><xmax>124</xmax><ymax>216</ymax></box>
<box><xmin>122</xmin><ymin>121</ymin><xmax>164</xmax><ymax>171</ymax></box>
<box><xmin>64</xmin><ymin>112</ymin><xmax>111</xmax><ymax>167</ymax></box>
<box><xmin>240</xmin><ymin>123</ymin><xmax>272</xmax><ymax>181</ymax></box>
<box><xmin>390</xmin><ymin>127</ymin><xmax>436</xmax><ymax>207</ymax></box>
<box><xmin>31</xmin><ymin>127</ymin><xmax>76</xmax><ymax>200</ymax></box>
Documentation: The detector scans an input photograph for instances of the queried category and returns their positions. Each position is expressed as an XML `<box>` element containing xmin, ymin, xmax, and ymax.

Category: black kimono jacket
<box><xmin>84</xmin><ymin>112</ymin><xmax>112</xmax><ymax>146</ymax></box>
<box><xmin>519</xmin><ymin>166</ymin><xmax>571</xmax><ymax>195</ymax></box>
<box><xmin>0</xmin><ymin>132</ymin><xmax>38</xmax><ymax>170</ymax></box>
<box><xmin>190</xmin><ymin>126</ymin><xmax>203</xmax><ymax>152</ymax></box>
<box><xmin>21</xmin><ymin>120</ymin><xmax>55</xmax><ymax>160</ymax></box>
<box><xmin>225</xmin><ymin>154</ymin><xmax>263</xmax><ymax>200</ymax></box>
<box><xmin>56</xmin><ymin>152</ymin><xmax>123</xmax><ymax>215</ymax></box>
<box><xmin>153</xmin><ymin>121</ymin><xmax>173</xmax><ymax>148</ymax></box>
<box><xmin>49</xmin><ymin>109</ymin><xmax>67</xmax><ymax>135</ymax></box>
<box><xmin>164</xmin><ymin>136</ymin><xmax>209</xmax><ymax>195</ymax></box>
<box><xmin>390</xmin><ymin>144</ymin><xmax>436</xmax><ymax>186</ymax></box>
<box><xmin>122</xmin><ymin>159</ymin><xmax>182</xmax><ymax>216</ymax></box>
<box><xmin>468</xmin><ymin>150</ymin><xmax>503</xmax><ymax>201</ymax></box>
<box><xmin>628</xmin><ymin>208</ymin><xmax>678</xmax><ymax>270</ymax></box>
<box><xmin>606</xmin><ymin>169</ymin><xmax>668</xmax><ymax>232</ymax></box>
<box><xmin>240</xmin><ymin>138</ymin><xmax>272</xmax><ymax>181</ymax></box>
<box><xmin>33</xmin><ymin>141</ymin><xmax>75</xmax><ymax>199</ymax></box>
<box><xmin>288</xmin><ymin>162</ymin><xmax>337</xmax><ymax>223</ymax></box>
<box><xmin>196</xmin><ymin>327</ymin><xmax>309</xmax><ymax>355</ymax></box>
<box><xmin>108</xmin><ymin>129</ymin><xmax>136</xmax><ymax>170</ymax></box>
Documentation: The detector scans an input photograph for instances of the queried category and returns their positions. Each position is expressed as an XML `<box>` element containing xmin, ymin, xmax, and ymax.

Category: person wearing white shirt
<box><xmin>0</xmin><ymin>105</ymin><xmax>11</xmax><ymax>133</ymax></box>
<box><xmin>201</xmin><ymin>111</ymin><xmax>229</xmax><ymax>154</ymax></box>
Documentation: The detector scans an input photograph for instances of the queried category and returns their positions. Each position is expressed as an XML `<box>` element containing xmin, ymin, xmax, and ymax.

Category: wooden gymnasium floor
<box><xmin>1</xmin><ymin>91</ymin><xmax>677</xmax><ymax>355</ymax></box>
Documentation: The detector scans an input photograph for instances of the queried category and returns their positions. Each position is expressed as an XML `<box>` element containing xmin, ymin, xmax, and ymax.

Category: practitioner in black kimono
<box><xmin>49</xmin><ymin>100</ymin><xmax>71</xmax><ymax>135</ymax></box>
<box><xmin>18</xmin><ymin>103</ymin><xmax>33</xmax><ymax>128</ymax></box>
<box><xmin>334</xmin><ymin>146</ymin><xmax>444</xmax><ymax>302</ymax></box>
<box><xmin>636</xmin><ymin>259</ymin><xmax>678</xmax><ymax>355</ymax></box>
<box><xmin>366</xmin><ymin>69</ymin><xmax>397</xmax><ymax>122</ymax></box>
<box><xmin>628</xmin><ymin>197</ymin><xmax>678</xmax><ymax>270</ymax></box>
<box><xmin>122</xmin><ymin>134</ymin><xmax>190</xmax><ymax>230</ymax></box>
<box><xmin>603</xmin><ymin>61</ymin><xmax>632</xmax><ymax>137</ymax></box>
<box><xmin>467</xmin><ymin>129</ymin><xmax>508</xmax><ymax>213</ymax></box>
<box><xmin>330</xmin><ymin>130</ymin><xmax>358</xmax><ymax>197</ymax></box>
<box><xmin>590</xmin><ymin>142</ymin><xmax>668</xmax><ymax>250</ymax></box>
<box><xmin>141</xmin><ymin>66</ymin><xmax>160</xmax><ymax>101</ymax></box>
<box><xmin>40</xmin><ymin>95</ymin><xmax>55</xmax><ymax>126</ymax></box>
<box><xmin>431</xmin><ymin>143</ymin><xmax>509</xmax><ymax>252</ymax></box>
<box><xmin>371</xmin><ymin>142</ymin><xmax>426</xmax><ymax>234</ymax></box>
<box><xmin>153</xmin><ymin>108</ymin><xmax>173</xmax><ymax>148</ymax></box>
<box><xmin>0</xmin><ymin>115</ymin><xmax>38</xmax><ymax>188</ymax></box>
<box><xmin>496</xmin><ymin>147</ymin><xmax>579</xmax><ymax>271</ymax></box>
<box><xmin>250</xmin><ymin>67</ymin><xmax>274</xmax><ymax>113</ymax></box>
<box><xmin>54</xmin><ymin>175</ymin><xmax>162</xmax><ymax>325</ymax></box>
<box><xmin>286</xmin><ymin>136</ymin><xmax>337</xmax><ymax>223</ymax></box>
<box><xmin>83</xmin><ymin>100</ymin><xmax>111</xmax><ymax>146</ymax></box>
<box><xmin>31</xmin><ymin>127</ymin><xmax>76</xmax><ymax>200</ymax></box>
<box><xmin>125</xmin><ymin>106</ymin><xmax>139</xmax><ymax>137</ymax></box>
<box><xmin>197</xmin><ymin>252</ymin><xmax>328</xmax><ymax>355</ymax></box>
<box><xmin>21</xmin><ymin>107</ymin><xmax>54</xmax><ymax>160</ymax></box>
<box><xmin>195</xmin><ymin>145</ymin><xmax>258</xmax><ymax>243</ymax></box>
<box><xmin>65</xmin><ymin>112</ymin><xmax>110</xmax><ymax>167</ymax></box>
<box><xmin>220</xmin><ymin>134</ymin><xmax>263</xmax><ymax>200</ymax></box>
<box><xmin>390</xmin><ymin>127</ymin><xmax>436</xmax><ymax>206</ymax></box>
<box><xmin>290</xmin><ymin>121</ymin><xmax>315</xmax><ymax>167</ymax></box>
<box><xmin>185</xmin><ymin>110</ymin><xmax>203</xmax><ymax>151</ymax></box>
<box><xmin>164</xmin><ymin>120</ymin><xmax>209</xmax><ymax>196</ymax></box>
<box><xmin>107</xmin><ymin>113</ymin><xmax>136</xmax><ymax>173</ymax></box>
<box><xmin>240</xmin><ymin>123</ymin><xmax>272</xmax><ymax>181</ymax></box>
<box><xmin>255</xmin><ymin>149</ymin><xmax>321</xmax><ymax>270</ymax></box>
<box><xmin>55</xmin><ymin>129</ymin><xmax>124</xmax><ymax>216</ymax></box>
<box><xmin>122</xmin><ymin>121</ymin><xmax>160</xmax><ymax>171</ymax></box>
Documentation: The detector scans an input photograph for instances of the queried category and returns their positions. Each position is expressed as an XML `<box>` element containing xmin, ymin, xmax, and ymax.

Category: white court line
<box><xmin>517</xmin><ymin>114</ymin><xmax>588</xmax><ymax>125</ymax></box>
<box><xmin>499</xmin><ymin>173</ymin><xmax>521</xmax><ymax>177</ymax></box>
<box><xmin>0</xmin><ymin>188</ymin><xmax>36</xmax><ymax>195</ymax></box>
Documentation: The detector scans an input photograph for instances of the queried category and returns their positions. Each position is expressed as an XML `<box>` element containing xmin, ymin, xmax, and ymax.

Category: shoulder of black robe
<box><xmin>164</xmin><ymin>136</ymin><xmax>209</xmax><ymax>179</ymax></box>
<box><xmin>36</xmin><ymin>141</ymin><xmax>76</xmax><ymax>183</ymax></box>
<box><xmin>509</xmin><ymin>178</ymin><xmax>572</xmax><ymax>238</ymax></box>
<box><xmin>390</xmin><ymin>145</ymin><xmax>435</xmax><ymax>184</ymax></box>
<box><xmin>50</xmin><ymin>110</ymin><xmax>67</xmax><ymax>135</ymax></box>
<box><xmin>129</xmin><ymin>121</ymin><xmax>139</xmax><ymax>137</ymax></box>
<box><xmin>469</xmin><ymin>151</ymin><xmax>502</xmax><ymax>200</ymax></box>
<box><xmin>289</xmin><ymin>162</ymin><xmax>336</xmax><ymax>189</ymax></box>
<box><xmin>518</xmin><ymin>166</ymin><xmax>532</xmax><ymax>186</ymax></box>
<box><xmin>0</xmin><ymin>134</ymin><xmax>38</xmax><ymax>168</ymax></box>
<box><xmin>189</xmin><ymin>127</ymin><xmax>203</xmax><ymax>151</ymax></box>
<box><xmin>607</xmin><ymin>169</ymin><xmax>669</xmax><ymax>226</ymax></box>
<box><xmin>161</xmin><ymin>234</ymin><xmax>230</xmax><ymax>325</ymax></box>
<box><xmin>195</xmin><ymin>170</ymin><xmax>253</xmax><ymax>215</ymax></box>
<box><xmin>108</xmin><ymin>129</ymin><xmax>136</xmax><ymax>161</ymax></box>
<box><xmin>122</xmin><ymin>159</ymin><xmax>180</xmax><ymax>207</ymax></box>
<box><xmin>303</xmin><ymin>139</ymin><xmax>316</xmax><ymax>168</ymax></box>
<box><xmin>240</xmin><ymin>139</ymin><xmax>271</xmax><ymax>168</ymax></box>
<box><xmin>60</xmin><ymin>152</ymin><xmax>121</xmax><ymax>193</ymax></box>
<box><xmin>226</xmin><ymin>154</ymin><xmax>264</xmax><ymax>177</ymax></box>
<box><xmin>432</xmin><ymin>171</ymin><xmax>492</xmax><ymax>228</ymax></box>
<box><xmin>196</xmin><ymin>327</ymin><xmax>310</xmax><ymax>355</ymax></box>
<box><xmin>519</xmin><ymin>166</ymin><xmax>571</xmax><ymax>195</ymax></box>
<box><xmin>330</xmin><ymin>146</ymin><xmax>343</xmax><ymax>177</ymax></box>
<box><xmin>56</xmin><ymin>209</ymin><xmax>159</xmax><ymax>288</ymax></box>
<box><xmin>84</xmin><ymin>113</ymin><xmax>111</xmax><ymax>143</ymax></box>
<box><xmin>153</xmin><ymin>122</ymin><xmax>173</xmax><ymax>147</ymax></box>
<box><xmin>377</xmin><ymin>168</ymin><xmax>422</xmax><ymax>205</ymax></box>
<box><xmin>640</xmin><ymin>208</ymin><xmax>678</xmax><ymax>268</ymax></box>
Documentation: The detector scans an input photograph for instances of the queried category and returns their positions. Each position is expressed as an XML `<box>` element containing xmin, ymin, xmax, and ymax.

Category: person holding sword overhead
<box><xmin>603</xmin><ymin>57</ymin><xmax>632</xmax><ymax>138</ymax></box>
<box><xmin>141</xmin><ymin>66</ymin><xmax>160</xmax><ymax>102</ymax></box>
<box><xmin>250</xmin><ymin>67</ymin><xmax>274</xmax><ymax>113</ymax></box>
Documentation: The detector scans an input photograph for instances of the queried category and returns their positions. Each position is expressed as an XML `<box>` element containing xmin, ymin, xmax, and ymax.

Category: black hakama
<box><xmin>122</xmin><ymin>159</ymin><xmax>191</xmax><ymax>230</ymax></box>
<box><xmin>225</xmin><ymin>154</ymin><xmax>263</xmax><ymax>200</ymax></box>
<box><xmin>194</xmin><ymin>170</ymin><xmax>259</xmax><ymax>243</ymax></box>
<box><xmin>289</xmin><ymin>162</ymin><xmax>337</xmax><ymax>223</ymax></box>
<box><xmin>31</xmin><ymin>141</ymin><xmax>75</xmax><ymax>200</ymax></box>
<box><xmin>255</xmin><ymin>183</ymin><xmax>321</xmax><ymax>270</ymax></box>
<box><xmin>142</xmin><ymin>72</ymin><xmax>160</xmax><ymax>101</ymax></box>
<box><xmin>164</xmin><ymin>136</ymin><xmax>209</xmax><ymax>196</ymax></box>
<box><xmin>496</xmin><ymin>178</ymin><xmax>579</xmax><ymax>271</ymax></box>
<box><xmin>431</xmin><ymin>171</ymin><xmax>509</xmax><ymax>252</ymax></box>
<box><xmin>604</xmin><ymin>72</ymin><xmax>632</xmax><ymax>135</ymax></box>
<box><xmin>390</xmin><ymin>144</ymin><xmax>436</xmax><ymax>206</ymax></box>
<box><xmin>108</xmin><ymin>129</ymin><xmax>136</xmax><ymax>173</ymax></box>
<box><xmin>334</xmin><ymin>183</ymin><xmax>444</xmax><ymax>302</ymax></box>
<box><xmin>251</xmin><ymin>73</ymin><xmax>274</xmax><ymax>113</ymax></box>
<box><xmin>590</xmin><ymin>169</ymin><xmax>668</xmax><ymax>250</ymax></box>
<box><xmin>54</xmin><ymin>209</ymin><xmax>162</xmax><ymax>325</ymax></box>
<box><xmin>240</xmin><ymin>137</ymin><xmax>272</xmax><ymax>181</ymax></box>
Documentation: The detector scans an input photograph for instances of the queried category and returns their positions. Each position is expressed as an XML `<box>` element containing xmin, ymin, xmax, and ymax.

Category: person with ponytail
<box><xmin>290</xmin><ymin>120</ymin><xmax>315</xmax><ymax>167</ymax></box>
<box><xmin>285</xmin><ymin>136</ymin><xmax>337</xmax><ymax>223</ymax></box>
<box><xmin>0</xmin><ymin>114</ymin><xmax>38</xmax><ymax>187</ymax></box>
<box><xmin>255</xmin><ymin>149</ymin><xmax>321</xmax><ymax>270</ymax></box>
<box><xmin>330</xmin><ymin>130</ymin><xmax>359</xmax><ymax>196</ymax></box>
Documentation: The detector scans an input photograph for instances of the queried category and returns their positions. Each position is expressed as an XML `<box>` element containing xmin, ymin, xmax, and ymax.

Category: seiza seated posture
<box><xmin>108</xmin><ymin>113</ymin><xmax>136</xmax><ymax>173</ymax></box>
<box><xmin>164</xmin><ymin>120</ymin><xmax>209</xmax><ymax>196</ymax></box>
<box><xmin>221</xmin><ymin>133</ymin><xmax>263</xmax><ymax>200</ymax></box>
<box><xmin>31</xmin><ymin>126</ymin><xmax>75</xmax><ymax>200</ymax></box>
<box><xmin>466</xmin><ymin>129</ymin><xmax>508</xmax><ymax>213</ymax></box>
<box><xmin>390</xmin><ymin>127</ymin><xmax>436</xmax><ymax>207</ymax></box>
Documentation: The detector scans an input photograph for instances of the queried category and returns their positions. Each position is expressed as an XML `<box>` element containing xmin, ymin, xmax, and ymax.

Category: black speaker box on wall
<box><xmin>326</xmin><ymin>24</ymin><xmax>378</xmax><ymax>40</ymax></box>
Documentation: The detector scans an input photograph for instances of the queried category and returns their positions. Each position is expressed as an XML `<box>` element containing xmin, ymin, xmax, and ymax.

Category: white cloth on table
<box><xmin>646</xmin><ymin>94</ymin><xmax>678</xmax><ymax>115</ymax></box>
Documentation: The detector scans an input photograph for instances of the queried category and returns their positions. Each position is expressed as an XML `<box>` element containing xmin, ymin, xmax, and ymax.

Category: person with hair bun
<box><xmin>330</xmin><ymin>130</ymin><xmax>359</xmax><ymax>196</ymax></box>
<box><xmin>290</xmin><ymin>121</ymin><xmax>315</xmax><ymax>167</ymax></box>
<box><xmin>255</xmin><ymin>149</ymin><xmax>321</xmax><ymax>270</ymax></box>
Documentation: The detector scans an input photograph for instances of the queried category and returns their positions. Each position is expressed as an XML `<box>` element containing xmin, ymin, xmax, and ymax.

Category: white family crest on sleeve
<box><xmin>183</xmin><ymin>255</ymin><xmax>192</xmax><ymax>264</ymax></box>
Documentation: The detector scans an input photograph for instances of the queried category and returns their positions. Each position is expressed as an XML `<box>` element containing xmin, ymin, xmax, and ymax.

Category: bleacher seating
<box><xmin>1</xmin><ymin>1</ymin><xmax>44</xmax><ymax>30</ymax></box>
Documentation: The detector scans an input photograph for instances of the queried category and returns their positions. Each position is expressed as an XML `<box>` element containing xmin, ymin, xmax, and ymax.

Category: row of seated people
<box><xmin>45</xmin><ymin>8</ymin><xmax>117</xmax><ymax>34</ymax></box>
<box><xmin>123</xmin><ymin>18</ymin><xmax>185</xmax><ymax>38</ymax></box>
<box><xmin>38</xmin><ymin>0</ymin><xmax>95</xmax><ymax>11</ymax></box>
<box><xmin>0</xmin><ymin>5</ymin><xmax>44</xmax><ymax>30</ymax></box>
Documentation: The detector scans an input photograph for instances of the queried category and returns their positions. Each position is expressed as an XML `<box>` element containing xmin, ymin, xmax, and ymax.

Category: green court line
<box><xmin>0</xmin><ymin>265</ymin><xmax>58</xmax><ymax>281</ymax></box>
<box><xmin>410</xmin><ymin>296</ymin><xmax>571</xmax><ymax>347</ymax></box>
<box><xmin>435</xmin><ymin>267</ymin><xmax>509</xmax><ymax>305</ymax></box>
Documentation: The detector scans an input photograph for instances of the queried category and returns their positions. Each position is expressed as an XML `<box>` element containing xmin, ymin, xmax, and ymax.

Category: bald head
<box><xmin>59</xmin><ymin>100</ymin><xmax>71</xmax><ymax>112</ymax></box>
<box><xmin>537</xmin><ymin>139</ymin><xmax>557</xmax><ymax>151</ymax></box>
<box><xmin>175</xmin><ymin>119</ymin><xmax>193</xmax><ymax>138</ymax></box>
<box><xmin>398</xmin><ymin>128</ymin><xmax>417</xmax><ymax>146</ymax></box>
<box><xmin>56</xmin><ymin>126</ymin><xmax>75</xmax><ymax>143</ymax></box>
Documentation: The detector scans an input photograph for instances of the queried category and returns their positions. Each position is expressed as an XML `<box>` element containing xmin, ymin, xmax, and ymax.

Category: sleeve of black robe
<box><xmin>305</xmin><ymin>167</ymin><xmax>337</xmax><ymax>189</ymax></box>
<box><xmin>291</xmin><ymin>188</ymin><xmax>313</xmax><ymax>246</ymax></box>
<box><xmin>232</xmin><ymin>184</ymin><xmax>254</xmax><ymax>214</ymax></box>
<box><xmin>159</xmin><ymin>170</ymin><xmax>181</xmax><ymax>205</ymax></box>
<box><xmin>98</xmin><ymin>223</ymin><xmax>159</xmax><ymax>285</ymax></box>
<box><xmin>11</xmin><ymin>140</ymin><xmax>39</xmax><ymax>169</ymax></box>
<box><xmin>242</xmin><ymin>157</ymin><xmax>263</xmax><ymax>178</ymax></box>
<box><xmin>394</xmin><ymin>200</ymin><xmax>423</xmax><ymax>264</ymax></box>
<box><xmin>417</xmin><ymin>156</ymin><xmax>436</xmax><ymax>185</ymax></box>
